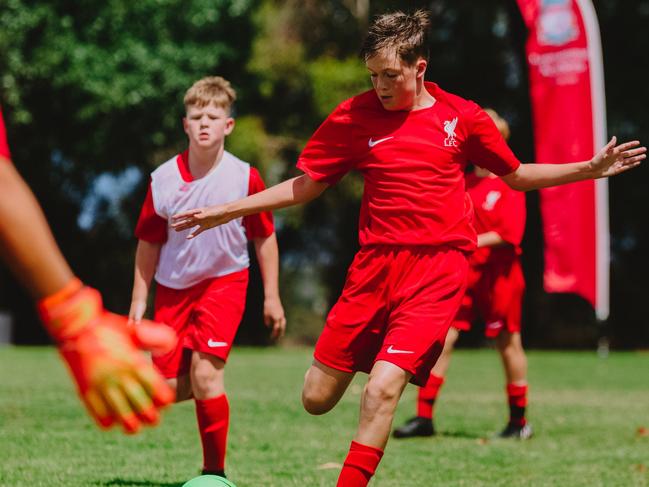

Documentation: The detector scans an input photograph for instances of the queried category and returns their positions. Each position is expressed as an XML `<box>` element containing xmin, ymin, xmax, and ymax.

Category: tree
<box><xmin>0</xmin><ymin>0</ymin><xmax>259</xmax><ymax>341</ymax></box>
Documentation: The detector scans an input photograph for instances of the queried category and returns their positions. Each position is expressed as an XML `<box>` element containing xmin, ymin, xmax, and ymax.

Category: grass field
<box><xmin>1</xmin><ymin>346</ymin><xmax>648</xmax><ymax>487</ymax></box>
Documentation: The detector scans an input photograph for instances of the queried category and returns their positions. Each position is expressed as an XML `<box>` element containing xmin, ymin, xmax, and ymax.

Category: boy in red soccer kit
<box><xmin>128</xmin><ymin>77</ymin><xmax>286</xmax><ymax>479</ymax></box>
<box><xmin>171</xmin><ymin>11</ymin><xmax>644</xmax><ymax>486</ymax></box>
<box><xmin>393</xmin><ymin>109</ymin><xmax>533</xmax><ymax>441</ymax></box>
<box><xmin>0</xmin><ymin>108</ymin><xmax>175</xmax><ymax>434</ymax></box>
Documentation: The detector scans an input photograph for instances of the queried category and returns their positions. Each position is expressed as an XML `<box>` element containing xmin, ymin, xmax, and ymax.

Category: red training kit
<box><xmin>337</xmin><ymin>441</ymin><xmax>384</xmax><ymax>487</ymax></box>
<box><xmin>195</xmin><ymin>394</ymin><xmax>230</xmax><ymax>472</ymax></box>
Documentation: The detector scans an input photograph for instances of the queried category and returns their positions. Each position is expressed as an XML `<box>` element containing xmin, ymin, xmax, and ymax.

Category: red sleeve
<box><xmin>466</xmin><ymin>106</ymin><xmax>520</xmax><ymax>177</ymax></box>
<box><xmin>243</xmin><ymin>167</ymin><xmax>275</xmax><ymax>239</ymax></box>
<box><xmin>134</xmin><ymin>183</ymin><xmax>168</xmax><ymax>243</ymax></box>
<box><xmin>0</xmin><ymin>108</ymin><xmax>11</xmax><ymax>162</ymax></box>
<box><xmin>296</xmin><ymin>102</ymin><xmax>358</xmax><ymax>185</ymax></box>
<box><xmin>495</xmin><ymin>185</ymin><xmax>526</xmax><ymax>246</ymax></box>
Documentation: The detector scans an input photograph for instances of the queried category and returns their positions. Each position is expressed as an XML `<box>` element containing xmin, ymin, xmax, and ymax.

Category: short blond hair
<box><xmin>184</xmin><ymin>76</ymin><xmax>237</xmax><ymax>113</ymax></box>
<box><xmin>484</xmin><ymin>108</ymin><xmax>511</xmax><ymax>141</ymax></box>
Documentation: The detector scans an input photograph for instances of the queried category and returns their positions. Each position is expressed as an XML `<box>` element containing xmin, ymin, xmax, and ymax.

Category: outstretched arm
<box><xmin>253</xmin><ymin>233</ymin><xmax>286</xmax><ymax>339</ymax></box>
<box><xmin>502</xmin><ymin>137</ymin><xmax>645</xmax><ymax>191</ymax></box>
<box><xmin>172</xmin><ymin>173</ymin><xmax>328</xmax><ymax>239</ymax></box>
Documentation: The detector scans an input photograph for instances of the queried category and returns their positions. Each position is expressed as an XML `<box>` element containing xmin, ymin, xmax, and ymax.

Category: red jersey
<box><xmin>297</xmin><ymin>82</ymin><xmax>521</xmax><ymax>250</ymax></box>
<box><xmin>0</xmin><ymin>108</ymin><xmax>11</xmax><ymax>161</ymax></box>
<box><xmin>465</xmin><ymin>172</ymin><xmax>526</xmax><ymax>264</ymax></box>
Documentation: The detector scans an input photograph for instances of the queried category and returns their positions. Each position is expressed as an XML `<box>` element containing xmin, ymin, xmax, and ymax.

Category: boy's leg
<box><xmin>337</xmin><ymin>361</ymin><xmax>409</xmax><ymax>487</ymax></box>
<box><xmin>302</xmin><ymin>360</ymin><xmax>355</xmax><ymax>415</ymax></box>
<box><xmin>191</xmin><ymin>351</ymin><xmax>229</xmax><ymax>475</ymax></box>
<box><xmin>167</xmin><ymin>374</ymin><xmax>193</xmax><ymax>402</ymax></box>
<box><xmin>496</xmin><ymin>330</ymin><xmax>531</xmax><ymax>438</ymax></box>
<box><xmin>187</xmin><ymin>270</ymin><xmax>248</xmax><ymax>475</ymax></box>
<box><xmin>393</xmin><ymin>326</ymin><xmax>460</xmax><ymax>438</ymax></box>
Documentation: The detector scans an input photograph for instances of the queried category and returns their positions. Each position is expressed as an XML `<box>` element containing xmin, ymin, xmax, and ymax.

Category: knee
<box><xmin>301</xmin><ymin>386</ymin><xmax>334</xmax><ymax>416</ymax></box>
<box><xmin>362</xmin><ymin>379</ymin><xmax>401</xmax><ymax>415</ymax></box>
<box><xmin>191</xmin><ymin>362</ymin><xmax>223</xmax><ymax>398</ymax></box>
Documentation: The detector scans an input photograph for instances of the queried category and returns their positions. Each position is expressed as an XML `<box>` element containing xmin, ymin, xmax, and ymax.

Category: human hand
<box><xmin>263</xmin><ymin>295</ymin><xmax>286</xmax><ymax>340</ymax></box>
<box><xmin>171</xmin><ymin>204</ymin><xmax>232</xmax><ymax>239</ymax></box>
<box><xmin>39</xmin><ymin>280</ymin><xmax>176</xmax><ymax>434</ymax></box>
<box><xmin>589</xmin><ymin>137</ymin><xmax>645</xmax><ymax>178</ymax></box>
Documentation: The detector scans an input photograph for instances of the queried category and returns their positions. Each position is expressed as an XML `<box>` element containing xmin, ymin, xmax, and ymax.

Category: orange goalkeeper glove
<box><xmin>38</xmin><ymin>278</ymin><xmax>176</xmax><ymax>434</ymax></box>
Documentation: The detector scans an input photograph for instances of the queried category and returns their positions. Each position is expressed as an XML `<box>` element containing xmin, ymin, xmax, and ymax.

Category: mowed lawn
<box><xmin>1</xmin><ymin>346</ymin><xmax>648</xmax><ymax>487</ymax></box>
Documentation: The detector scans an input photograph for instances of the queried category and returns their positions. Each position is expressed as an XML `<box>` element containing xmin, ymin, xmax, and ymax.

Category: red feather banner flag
<box><xmin>516</xmin><ymin>0</ymin><xmax>609</xmax><ymax>319</ymax></box>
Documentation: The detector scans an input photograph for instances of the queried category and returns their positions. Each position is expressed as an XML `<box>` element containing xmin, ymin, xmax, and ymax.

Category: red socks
<box><xmin>507</xmin><ymin>383</ymin><xmax>528</xmax><ymax>426</ymax></box>
<box><xmin>336</xmin><ymin>441</ymin><xmax>384</xmax><ymax>487</ymax></box>
<box><xmin>417</xmin><ymin>374</ymin><xmax>445</xmax><ymax>419</ymax></box>
<box><xmin>195</xmin><ymin>394</ymin><xmax>229</xmax><ymax>472</ymax></box>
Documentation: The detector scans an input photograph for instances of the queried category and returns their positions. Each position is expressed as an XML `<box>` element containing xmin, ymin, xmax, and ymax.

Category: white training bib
<box><xmin>151</xmin><ymin>151</ymin><xmax>250</xmax><ymax>289</ymax></box>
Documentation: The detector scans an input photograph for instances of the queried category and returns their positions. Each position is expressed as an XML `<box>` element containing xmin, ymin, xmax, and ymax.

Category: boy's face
<box><xmin>183</xmin><ymin>103</ymin><xmax>234</xmax><ymax>150</ymax></box>
<box><xmin>366</xmin><ymin>49</ymin><xmax>427</xmax><ymax>111</ymax></box>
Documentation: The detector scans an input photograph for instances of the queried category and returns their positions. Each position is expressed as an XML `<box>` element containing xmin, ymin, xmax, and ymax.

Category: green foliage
<box><xmin>308</xmin><ymin>56</ymin><xmax>370</xmax><ymax>119</ymax></box>
<box><xmin>2</xmin><ymin>347</ymin><xmax>649</xmax><ymax>485</ymax></box>
<box><xmin>247</xmin><ymin>1</ymin><xmax>306</xmax><ymax>100</ymax></box>
<box><xmin>1</xmin><ymin>0</ymin><xmax>257</xmax><ymax>168</ymax></box>
<box><xmin>226</xmin><ymin>115</ymin><xmax>271</xmax><ymax>171</ymax></box>
<box><xmin>0</xmin><ymin>0</ymin><xmax>260</xmax><ymax>328</ymax></box>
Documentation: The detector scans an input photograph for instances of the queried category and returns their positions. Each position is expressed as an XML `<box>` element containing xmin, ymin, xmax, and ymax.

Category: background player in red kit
<box><xmin>0</xmin><ymin>108</ymin><xmax>176</xmax><ymax>434</ymax></box>
<box><xmin>128</xmin><ymin>76</ymin><xmax>285</xmax><ymax>480</ymax></box>
<box><xmin>393</xmin><ymin>109</ymin><xmax>532</xmax><ymax>441</ymax></box>
<box><xmin>171</xmin><ymin>11</ymin><xmax>644</xmax><ymax>486</ymax></box>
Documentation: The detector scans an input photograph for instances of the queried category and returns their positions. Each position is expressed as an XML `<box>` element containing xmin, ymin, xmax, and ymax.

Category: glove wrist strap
<box><xmin>38</xmin><ymin>278</ymin><xmax>101</xmax><ymax>342</ymax></box>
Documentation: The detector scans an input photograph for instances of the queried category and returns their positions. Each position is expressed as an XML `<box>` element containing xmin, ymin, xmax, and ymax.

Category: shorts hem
<box><xmin>313</xmin><ymin>352</ymin><xmax>355</xmax><ymax>375</ymax></box>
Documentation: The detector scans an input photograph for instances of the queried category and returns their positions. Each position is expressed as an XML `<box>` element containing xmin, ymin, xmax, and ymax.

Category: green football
<box><xmin>182</xmin><ymin>475</ymin><xmax>237</xmax><ymax>487</ymax></box>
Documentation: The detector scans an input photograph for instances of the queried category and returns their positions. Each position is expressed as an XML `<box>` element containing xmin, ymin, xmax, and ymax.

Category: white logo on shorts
<box><xmin>368</xmin><ymin>136</ymin><xmax>394</xmax><ymax>148</ymax></box>
<box><xmin>386</xmin><ymin>345</ymin><xmax>415</xmax><ymax>354</ymax></box>
<box><xmin>207</xmin><ymin>339</ymin><xmax>228</xmax><ymax>348</ymax></box>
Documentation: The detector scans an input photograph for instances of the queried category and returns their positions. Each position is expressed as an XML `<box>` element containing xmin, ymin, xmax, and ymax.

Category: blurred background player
<box><xmin>169</xmin><ymin>11</ymin><xmax>643</xmax><ymax>487</ymax></box>
<box><xmin>0</xmin><ymin>107</ymin><xmax>176</xmax><ymax>434</ymax></box>
<box><xmin>128</xmin><ymin>76</ymin><xmax>286</xmax><ymax>479</ymax></box>
<box><xmin>393</xmin><ymin>109</ymin><xmax>532</xmax><ymax>440</ymax></box>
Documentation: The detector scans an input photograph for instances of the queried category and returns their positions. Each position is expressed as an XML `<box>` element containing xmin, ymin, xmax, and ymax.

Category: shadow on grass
<box><xmin>97</xmin><ymin>479</ymin><xmax>185</xmax><ymax>487</ymax></box>
<box><xmin>436</xmin><ymin>429</ymin><xmax>486</xmax><ymax>440</ymax></box>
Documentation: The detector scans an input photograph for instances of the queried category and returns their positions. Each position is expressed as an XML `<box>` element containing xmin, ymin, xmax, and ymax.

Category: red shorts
<box><xmin>453</xmin><ymin>256</ymin><xmax>525</xmax><ymax>338</ymax></box>
<box><xmin>314</xmin><ymin>246</ymin><xmax>469</xmax><ymax>386</ymax></box>
<box><xmin>152</xmin><ymin>269</ymin><xmax>248</xmax><ymax>378</ymax></box>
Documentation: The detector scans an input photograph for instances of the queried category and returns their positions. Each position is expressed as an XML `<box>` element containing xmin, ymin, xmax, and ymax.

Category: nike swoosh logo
<box><xmin>386</xmin><ymin>345</ymin><xmax>414</xmax><ymax>354</ymax></box>
<box><xmin>207</xmin><ymin>339</ymin><xmax>229</xmax><ymax>348</ymax></box>
<box><xmin>368</xmin><ymin>136</ymin><xmax>394</xmax><ymax>148</ymax></box>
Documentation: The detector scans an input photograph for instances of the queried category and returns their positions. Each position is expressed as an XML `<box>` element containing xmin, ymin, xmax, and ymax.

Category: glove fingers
<box><xmin>84</xmin><ymin>389</ymin><xmax>116</xmax><ymax>429</ymax></box>
<box><xmin>131</xmin><ymin>319</ymin><xmax>177</xmax><ymax>355</ymax></box>
<box><xmin>120</xmin><ymin>374</ymin><xmax>160</xmax><ymax>426</ymax></box>
<box><xmin>133</xmin><ymin>364</ymin><xmax>176</xmax><ymax>408</ymax></box>
<box><xmin>102</xmin><ymin>383</ymin><xmax>141</xmax><ymax>435</ymax></box>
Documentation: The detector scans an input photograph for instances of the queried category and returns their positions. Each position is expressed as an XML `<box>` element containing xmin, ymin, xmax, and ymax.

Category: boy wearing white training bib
<box><xmin>129</xmin><ymin>76</ymin><xmax>286</xmax><ymax>480</ymax></box>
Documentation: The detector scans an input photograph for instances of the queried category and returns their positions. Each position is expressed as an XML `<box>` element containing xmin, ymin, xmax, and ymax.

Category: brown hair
<box><xmin>183</xmin><ymin>76</ymin><xmax>237</xmax><ymax>113</ymax></box>
<box><xmin>484</xmin><ymin>108</ymin><xmax>511</xmax><ymax>141</ymax></box>
<box><xmin>360</xmin><ymin>9</ymin><xmax>431</xmax><ymax>65</ymax></box>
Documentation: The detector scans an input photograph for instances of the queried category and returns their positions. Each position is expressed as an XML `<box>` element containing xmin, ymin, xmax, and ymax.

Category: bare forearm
<box><xmin>0</xmin><ymin>161</ymin><xmax>74</xmax><ymax>298</ymax></box>
<box><xmin>477</xmin><ymin>231</ymin><xmax>507</xmax><ymax>248</ymax></box>
<box><xmin>502</xmin><ymin>161</ymin><xmax>594</xmax><ymax>191</ymax></box>
<box><xmin>226</xmin><ymin>175</ymin><xmax>327</xmax><ymax>219</ymax></box>
<box><xmin>131</xmin><ymin>240</ymin><xmax>160</xmax><ymax>303</ymax></box>
<box><xmin>254</xmin><ymin>233</ymin><xmax>280</xmax><ymax>299</ymax></box>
